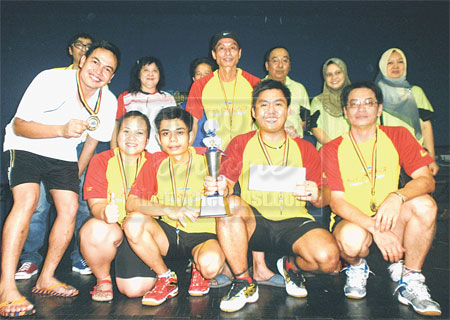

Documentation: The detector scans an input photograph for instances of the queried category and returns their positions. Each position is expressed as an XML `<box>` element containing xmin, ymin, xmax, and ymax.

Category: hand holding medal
<box><xmin>61</xmin><ymin>119</ymin><xmax>88</xmax><ymax>138</ymax></box>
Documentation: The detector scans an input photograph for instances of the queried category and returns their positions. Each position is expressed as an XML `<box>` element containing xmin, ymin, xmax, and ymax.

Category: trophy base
<box><xmin>200</xmin><ymin>196</ymin><xmax>230</xmax><ymax>217</ymax></box>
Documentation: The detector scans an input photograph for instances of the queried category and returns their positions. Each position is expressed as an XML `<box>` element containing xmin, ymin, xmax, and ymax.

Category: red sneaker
<box><xmin>188</xmin><ymin>264</ymin><xmax>210</xmax><ymax>296</ymax></box>
<box><xmin>15</xmin><ymin>262</ymin><xmax>39</xmax><ymax>280</ymax></box>
<box><xmin>142</xmin><ymin>272</ymin><xmax>178</xmax><ymax>306</ymax></box>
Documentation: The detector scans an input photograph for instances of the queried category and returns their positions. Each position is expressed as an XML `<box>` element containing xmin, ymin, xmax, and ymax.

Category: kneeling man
<box><xmin>322</xmin><ymin>81</ymin><xmax>441</xmax><ymax>316</ymax></box>
<box><xmin>205</xmin><ymin>80</ymin><xmax>340</xmax><ymax>313</ymax></box>
<box><xmin>125</xmin><ymin>107</ymin><xmax>226</xmax><ymax>306</ymax></box>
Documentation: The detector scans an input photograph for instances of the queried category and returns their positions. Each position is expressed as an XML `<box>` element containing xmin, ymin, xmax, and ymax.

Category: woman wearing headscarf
<box><xmin>375</xmin><ymin>48</ymin><xmax>439</xmax><ymax>175</ymax></box>
<box><xmin>310</xmin><ymin>58</ymin><xmax>351</xmax><ymax>149</ymax></box>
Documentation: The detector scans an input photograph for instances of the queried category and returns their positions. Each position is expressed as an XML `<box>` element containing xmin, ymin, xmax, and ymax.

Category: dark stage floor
<box><xmin>9</xmin><ymin>216</ymin><xmax>449</xmax><ymax>320</ymax></box>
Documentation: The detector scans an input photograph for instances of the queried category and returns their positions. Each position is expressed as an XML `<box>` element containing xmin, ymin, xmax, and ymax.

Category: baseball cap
<box><xmin>210</xmin><ymin>31</ymin><xmax>241</xmax><ymax>50</ymax></box>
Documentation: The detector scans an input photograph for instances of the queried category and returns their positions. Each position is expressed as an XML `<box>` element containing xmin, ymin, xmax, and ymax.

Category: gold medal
<box><xmin>87</xmin><ymin>115</ymin><xmax>100</xmax><ymax>131</ymax></box>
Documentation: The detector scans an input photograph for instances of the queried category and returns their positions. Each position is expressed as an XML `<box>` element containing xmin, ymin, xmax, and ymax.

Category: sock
<box><xmin>159</xmin><ymin>269</ymin><xmax>172</xmax><ymax>278</ymax></box>
<box><xmin>403</xmin><ymin>266</ymin><xmax>421</xmax><ymax>277</ymax></box>
<box><xmin>236</xmin><ymin>276</ymin><xmax>253</xmax><ymax>283</ymax></box>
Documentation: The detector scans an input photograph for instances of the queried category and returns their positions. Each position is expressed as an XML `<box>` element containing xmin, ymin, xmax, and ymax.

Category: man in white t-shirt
<box><xmin>0</xmin><ymin>40</ymin><xmax>120</xmax><ymax>317</ymax></box>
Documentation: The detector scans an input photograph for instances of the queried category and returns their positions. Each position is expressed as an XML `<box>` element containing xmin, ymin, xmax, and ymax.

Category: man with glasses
<box><xmin>263</xmin><ymin>46</ymin><xmax>310</xmax><ymax>139</ymax></box>
<box><xmin>15</xmin><ymin>32</ymin><xmax>96</xmax><ymax>281</ymax></box>
<box><xmin>62</xmin><ymin>33</ymin><xmax>94</xmax><ymax>70</ymax></box>
<box><xmin>322</xmin><ymin>81</ymin><xmax>441</xmax><ymax>316</ymax></box>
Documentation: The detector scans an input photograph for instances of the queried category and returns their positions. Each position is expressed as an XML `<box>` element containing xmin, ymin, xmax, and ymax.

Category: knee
<box><xmin>336</xmin><ymin>227</ymin><xmax>371</xmax><ymax>259</ymax></box>
<box><xmin>315</xmin><ymin>244</ymin><xmax>341</xmax><ymax>273</ymax></box>
<box><xmin>80</xmin><ymin>219</ymin><xmax>120</xmax><ymax>247</ymax></box>
<box><xmin>196</xmin><ymin>252</ymin><xmax>223</xmax><ymax>279</ymax></box>
<box><xmin>122</xmin><ymin>213</ymin><xmax>147</xmax><ymax>244</ymax></box>
<box><xmin>410</xmin><ymin>195</ymin><xmax>437</xmax><ymax>225</ymax></box>
<box><xmin>117</xmin><ymin>278</ymin><xmax>156</xmax><ymax>298</ymax></box>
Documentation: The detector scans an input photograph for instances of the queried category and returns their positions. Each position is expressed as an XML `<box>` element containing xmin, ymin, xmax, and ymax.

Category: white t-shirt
<box><xmin>3</xmin><ymin>69</ymin><xmax>117</xmax><ymax>162</ymax></box>
<box><xmin>116</xmin><ymin>90</ymin><xmax>177</xmax><ymax>152</ymax></box>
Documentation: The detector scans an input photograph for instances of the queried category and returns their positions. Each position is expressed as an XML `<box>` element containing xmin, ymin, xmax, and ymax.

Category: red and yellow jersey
<box><xmin>322</xmin><ymin>125</ymin><xmax>433</xmax><ymax>224</ymax></box>
<box><xmin>186</xmin><ymin>69</ymin><xmax>260</xmax><ymax>148</ymax></box>
<box><xmin>220</xmin><ymin>130</ymin><xmax>323</xmax><ymax>221</ymax></box>
<box><xmin>131</xmin><ymin>147</ymin><xmax>216</xmax><ymax>234</ymax></box>
<box><xmin>84</xmin><ymin>148</ymin><xmax>155</xmax><ymax>225</ymax></box>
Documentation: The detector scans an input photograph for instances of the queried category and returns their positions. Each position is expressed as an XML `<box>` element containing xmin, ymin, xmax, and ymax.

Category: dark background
<box><xmin>1</xmin><ymin>1</ymin><xmax>449</xmax><ymax>221</ymax></box>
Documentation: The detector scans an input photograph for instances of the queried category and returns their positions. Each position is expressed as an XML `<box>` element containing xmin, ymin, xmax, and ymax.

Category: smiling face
<box><xmin>265</xmin><ymin>48</ymin><xmax>290</xmax><ymax>82</ymax></box>
<box><xmin>386</xmin><ymin>51</ymin><xmax>406</xmax><ymax>79</ymax></box>
<box><xmin>117</xmin><ymin>116</ymin><xmax>149</xmax><ymax>160</ymax></box>
<box><xmin>344</xmin><ymin>88</ymin><xmax>382</xmax><ymax>129</ymax></box>
<box><xmin>158</xmin><ymin>118</ymin><xmax>193</xmax><ymax>162</ymax></box>
<box><xmin>79</xmin><ymin>48</ymin><xmax>116</xmax><ymax>94</ymax></box>
<box><xmin>139</xmin><ymin>62</ymin><xmax>160</xmax><ymax>93</ymax></box>
<box><xmin>252</xmin><ymin>89</ymin><xmax>289</xmax><ymax>135</ymax></box>
<box><xmin>211</xmin><ymin>38</ymin><xmax>241</xmax><ymax>69</ymax></box>
<box><xmin>325</xmin><ymin>63</ymin><xmax>345</xmax><ymax>90</ymax></box>
<box><xmin>193</xmin><ymin>63</ymin><xmax>213</xmax><ymax>81</ymax></box>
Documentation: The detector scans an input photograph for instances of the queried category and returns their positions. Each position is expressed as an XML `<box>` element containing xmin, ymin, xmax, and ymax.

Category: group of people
<box><xmin>0</xmin><ymin>30</ymin><xmax>442</xmax><ymax>318</ymax></box>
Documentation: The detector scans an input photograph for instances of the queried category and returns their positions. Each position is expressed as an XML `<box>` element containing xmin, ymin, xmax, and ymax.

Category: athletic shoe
<box><xmin>220</xmin><ymin>279</ymin><xmax>259</xmax><ymax>312</ymax></box>
<box><xmin>188</xmin><ymin>264</ymin><xmax>210</xmax><ymax>296</ymax></box>
<box><xmin>395</xmin><ymin>271</ymin><xmax>441</xmax><ymax>316</ymax></box>
<box><xmin>276</xmin><ymin>256</ymin><xmax>307</xmax><ymax>298</ymax></box>
<box><xmin>142</xmin><ymin>272</ymin><xmax>178</xmax><ymax>306</ymax></box>
<box><xmin>15</xmin><ymin>262</ymin><xmax>39</xmax><ymax>280</ymax></box>
<box><xmin>343</xmin><ymin>259</ymin><xmax>371</xmax><ymax>299</ymax></box>
<box><xmin>72</xmin><ymin>258</ymin><xmax>92</xmax><ymax>275</ymax></box>
<box><xmin>388</xmin><ymin>260</ymin><xmax>403</xmax><ymax>282</ymax></box>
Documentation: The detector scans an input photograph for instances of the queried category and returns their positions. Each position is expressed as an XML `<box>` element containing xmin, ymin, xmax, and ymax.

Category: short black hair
<box><xmin>84</xmin><ymin>40</ymin><xmax>121</xmax><ymax>72</ymax></box>
<box><xmin>154</xmin><ymin>107</ymin><xmax>193</xmax><ymax>133</ymax></box>
<box><xmin>341</xmin><ymin>81</ymin><xmax>383</xmax><ymax>109</ymax></box>
<box><xmin>263</xmin><ymin>46</ymin><xmax>291</xmax><ymax>62</ymax></box>
<box><xmin>67</xmin><ymin>32</ymin><xmax>94</xmax><ymax>50</ymax></box>
<box><xmin>128</xmin><ymin>56</ymin><xmax>165</xmax><ymax>94</ymax></box>
<box><xmin>252</xmin><ymin>79</ymin><xmax>291</xmax><ymax>109</ymax></box>
<box><xmin>189</xmin><ymin>57</ymin><xmax>216</xmax><ymax>79</ymax></box>
<box><xmin>117</xmin><ymin>111</ymin><xmax>151</xmax><ymax>139</ymax></box>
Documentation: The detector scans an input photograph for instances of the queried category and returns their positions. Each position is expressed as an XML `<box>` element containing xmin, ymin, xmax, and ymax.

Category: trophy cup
<box><xmin>200</xmin><ymin>119</ymin><xmax>230</xmax><ymax>217</ymax></box>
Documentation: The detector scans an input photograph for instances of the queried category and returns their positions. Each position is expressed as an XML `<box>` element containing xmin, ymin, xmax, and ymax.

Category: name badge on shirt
<box><xmin>248</xmin><ymin>165</ymin><xmax>306</xmax><ymax>193</ymax></box>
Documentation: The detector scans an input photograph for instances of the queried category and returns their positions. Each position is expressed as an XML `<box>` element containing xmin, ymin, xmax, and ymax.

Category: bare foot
<box><xmin>0</xmin><ymin>288</ymin><xmax>35</xmax><ymax>316</ymax></box>
<box><xmin>34</xmin><ymin>276</ymin><xmax>78</xmax><ymax>296</ymax></box>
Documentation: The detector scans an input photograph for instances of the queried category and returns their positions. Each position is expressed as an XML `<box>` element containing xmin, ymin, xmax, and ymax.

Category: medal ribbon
<box><xmin>257</xmin><ymin>130</ymin><xmax>289</xmax><ymax>214</ymax></box>
<box><xmin>76</xmin><ymin>70</ymin><xmax>102</xmax><ymax>115</ymax></box>
<box><xmin>168</xmin><ymin>150</ymin><xmax>193</xmax><ymax>246</ymax></box>
<box><xmin>116</xmin><ymin>150</ymin><xmax>142</xmax><ymax>203</ymax></box>
<box><xmin>218</xmin><ymin>71</ymin><xmax>238</xmax><ymax>140</ymax></box>
<box><xmin>348</xmin><ymin>128</ymin><xmax>378</xmax><ymax>210</ymax></box>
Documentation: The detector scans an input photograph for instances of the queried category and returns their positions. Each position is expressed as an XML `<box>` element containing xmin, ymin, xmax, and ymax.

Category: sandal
<box><xmin>90</xmin><ymin>279</ymin><xmax>113</xmax><ymax>302</ymax></box>
<box><xmin>32</xmin><ymin>282</ymin><xmax>78</xmax><ymax>297</ymax></box>
<box><xmin>209</xmin><ymin>274</ymin><xmax>232</xmax><ymax>288</ymax></box>
<box><xmin>0</xmin><ymin>296</ymin><xmax>36</xmax><ymax>318</ymax></box>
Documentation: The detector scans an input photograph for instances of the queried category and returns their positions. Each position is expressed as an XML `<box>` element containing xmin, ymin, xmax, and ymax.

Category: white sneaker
<box><xmin>220</xmin><ymin>279</ymin><xmax>259</xmax><ymax>312</ymax></box>
<box><xmin>395</xmin><ymin>271</ymin><xmax>441</xmax><ymax>316</ymax></box>
<box><xmin>276</xmin><ymin>256</ymin><xmax>307</xmax><ymax>298</ymax></box>
<box><xmin>388</xmin><ymin>260</ymin><xmax>403</xmax><ymax>282</ymax></box>
<box><xmin>343</xmin><ymin>259</ymin><xmax>372</xmax><ymax>299</ymax></box>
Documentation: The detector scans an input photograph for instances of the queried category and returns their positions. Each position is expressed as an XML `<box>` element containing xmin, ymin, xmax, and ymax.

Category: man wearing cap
<box><xmin>186</xmin><ymin>31</ymin><xmax>260</xmax><ymax>149</ymax></box>
<box><xmin>263</xmin><ymin>46</ymin><xmax>311</xmax><ymax>139</ymax></box>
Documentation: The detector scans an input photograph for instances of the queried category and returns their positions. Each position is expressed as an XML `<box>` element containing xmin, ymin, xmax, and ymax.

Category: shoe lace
<box><xmin>287</xmin><ymin>268</ymin><xmax>305</xmax><ymax>287</ymax></box>
<box><xmin>227</xmin><ymin>279</ymin><xmax>249</xmax><ymax>298</ymax></box>
<box><xmin>80</xmin><ymin>259</ymin><xmax>88</xmax><ymax>267</ymax></box>
<box><xmin>19</xmin><ymin>262</ymin><xmax>33</xmax><ymax>271</ymax></box>
<box><xmin>394</xmin><ymin>272</ymin><xmax>432</xmax><ymax>300</ymax></box>
<box><xmin>151</xmin><ymin>273</ymin><xmax>177</xmax><ymax>294</ymax></box>
<box><xmin>344</xmin><ymin>263</ymin><xmax>373</xmax><ymax>287</ymax></box>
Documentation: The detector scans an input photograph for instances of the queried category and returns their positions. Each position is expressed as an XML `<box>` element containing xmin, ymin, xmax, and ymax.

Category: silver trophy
<box><xmin>200</xmin><ymin>119</ymin><xmax>230</xmax><ymax>217</ymax></box>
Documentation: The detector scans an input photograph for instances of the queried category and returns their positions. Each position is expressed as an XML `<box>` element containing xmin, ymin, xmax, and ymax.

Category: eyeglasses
<box><xmin>348</xmin><ymin>99</ymin><xmax>378</xmax><ymax>110</ymax></box>
<box><xmin>72</xmin><ymin>42</ymin><xmax>91</xmax><ymax>51</ymax></box>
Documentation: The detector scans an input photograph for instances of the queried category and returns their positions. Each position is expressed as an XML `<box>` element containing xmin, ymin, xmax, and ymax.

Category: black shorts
<box><xmin>329</xmin><ymin>214</ymin><xmax>343</xmax><ymax>233</ymax></box>
<box><xmin>7</xmin><ymin>150</ymin><xmax>79</xmax><ymax>194</ymax></box>
<box><xmin>114</xmin><ymin>237</ymin><xmax>156</xmax><ymax>279</ymax></box>
<box><xmin>157</xmin><ymin>220</ymin><xmax>217</xmax><ymax>259</ymax></box>
<box><xmin>248</xmin><ymin>205</ymin><xmax>324</xmax><ymax>256</ymax></box>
